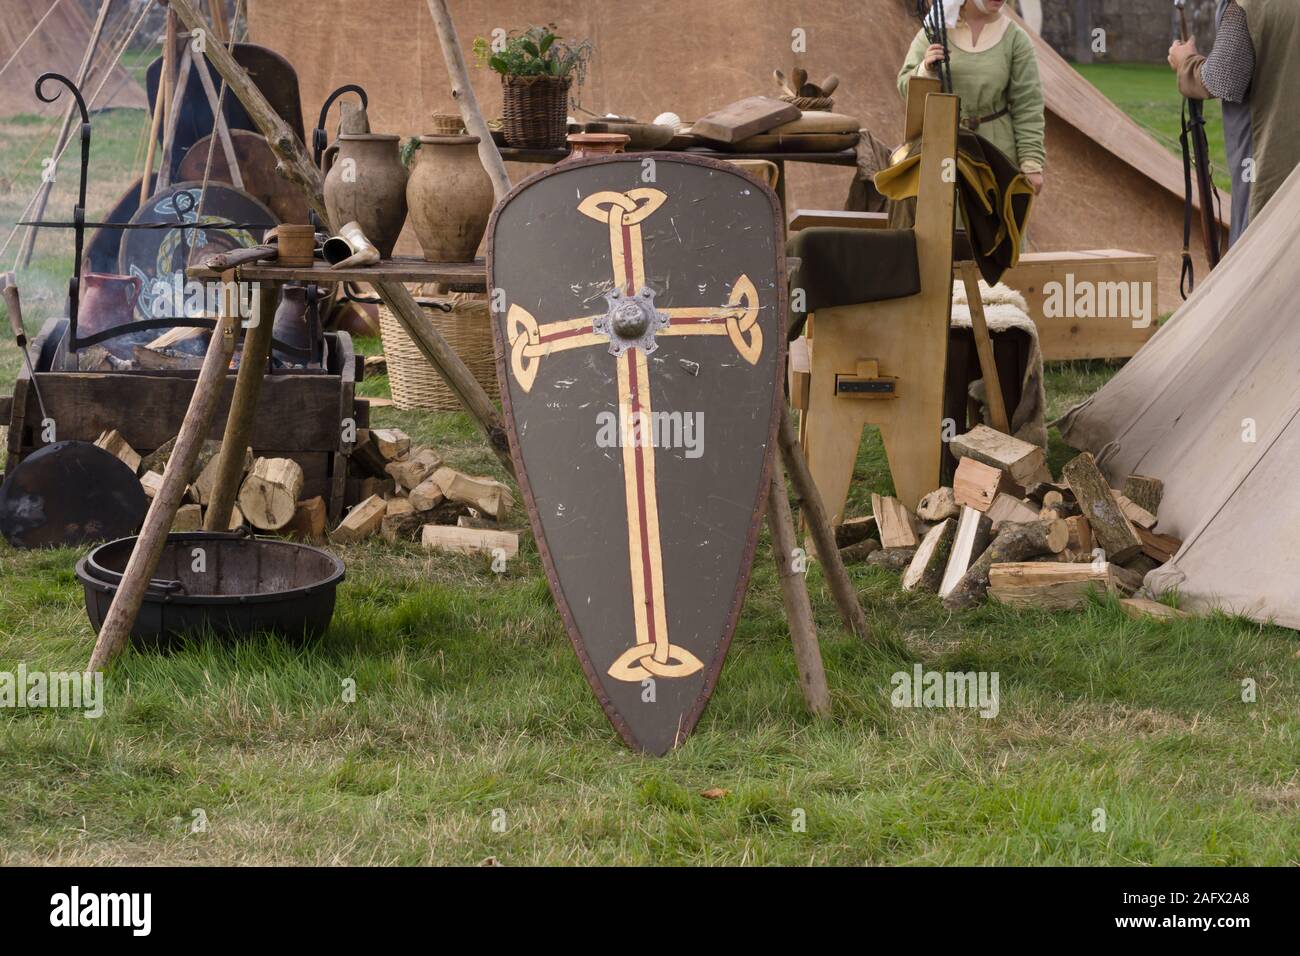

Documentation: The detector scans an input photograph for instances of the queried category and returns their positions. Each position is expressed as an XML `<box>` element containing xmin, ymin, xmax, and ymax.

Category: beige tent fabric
<box><xmin>247</xmin><ymin>0</ymin><xmax>1214</xmax><ymax>315</ymax></box>
<box><xmin>1057</xmin><ymin>163</ymin><xmax>1300</xmax><ymax>628</ymax></box>
<box><xmin>0</xmin><ymin>0</ymin><xmax>148</xmax><ymax>117</ymax></box>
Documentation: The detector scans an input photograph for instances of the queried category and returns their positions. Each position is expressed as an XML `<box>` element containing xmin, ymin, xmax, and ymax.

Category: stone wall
<box><xmin>1035</xmin><ymin>0</ymin><xmax>1220</xmax><ymax>63</ymax></box>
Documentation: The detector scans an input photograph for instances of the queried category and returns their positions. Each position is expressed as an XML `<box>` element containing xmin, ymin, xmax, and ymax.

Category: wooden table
<box><xmin>188</xmin><ymin>255</ymin><xmax>487</xmax><ymax>290</ymax></box>
<box><xmin>498</xmin><ymin>147</ymin><xmax>858</xmax><ymax>217</ymax></box>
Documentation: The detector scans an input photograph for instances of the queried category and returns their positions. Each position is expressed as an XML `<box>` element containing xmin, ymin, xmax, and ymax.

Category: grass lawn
<box><xmin>1</xmin><ymin>65</ymin><xmax>1296</xmax><ymax>866</ymax></box>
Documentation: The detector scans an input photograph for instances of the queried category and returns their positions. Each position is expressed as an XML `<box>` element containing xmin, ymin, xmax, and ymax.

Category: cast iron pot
<box><xmin>76</xmin><ymin>532</ymin><xmax>345</xmax><ymax>647</ymax></box>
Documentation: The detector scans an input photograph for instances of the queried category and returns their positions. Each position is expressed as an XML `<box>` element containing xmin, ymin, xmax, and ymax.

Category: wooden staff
<box><xmin>766</xmin><ymin>467</ymin><xmax>831</xmax><ymax>716</ymax></box>
<box><xmin>86</xmin><ymin>308</ymin><xmax>237</xmax><ymax>671</ymax></box>
<box><xmin>142</xmin><ymin>5</ymin><xmax>177</xmax><ymax>204</ymax></box>
<box><xmin>959</xmin><ymin>263</ymin><xmax>1011</xmax><ymax>435</ymax></box>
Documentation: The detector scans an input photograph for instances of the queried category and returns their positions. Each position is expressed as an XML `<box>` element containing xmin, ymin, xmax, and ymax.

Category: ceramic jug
<box><xmin>79</xmin><ymin>272</ymin><xmax>143</xmax><ymax>358</ymax></box>
<box><xmin>406</xmin><ymin>135</ymin><xmax>493</xmax><ymax>263</ymax></box>
<box><xmin>323</xmin><ymin>133</ymin><xmax>408</xmax><ymax>258</ymax></box>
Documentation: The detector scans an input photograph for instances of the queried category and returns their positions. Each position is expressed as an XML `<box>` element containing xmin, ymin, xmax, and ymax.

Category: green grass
<box><xmin>1</xmin><ymin>66</ymin><xmax>1297</xmax><ymax>866</ymax></box>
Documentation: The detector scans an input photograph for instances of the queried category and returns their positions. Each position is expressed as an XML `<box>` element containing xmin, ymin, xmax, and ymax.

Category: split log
<box><xmin>1119</xmin><ymin>552</ymin><xmax>1161</xmax><ymax>576</ymax></box>
<box><xmin>1065</xmin><ymin>515</ymin><xmax>1092</xmax><ymax>554</ymax></box>
<box><xmin>421</xmin><ymin>524</ymin><xmax>519</xmax><ymax>558</ymax></box>
<box><xmin>1061</xmin><ymin>452</ymin><xmax>1142</xmax><ymax>562</ymax></box>
<box><xmin>193</xmin><ymin>445</ymin><xmax>251</xmax><ymax>506</ymax></box>
<box><xmin>938</xmin><ymin>506</ymin><xmax>995</xmax><ymax>599</ymax></box>
<box><xmin>986</xmin><ymin>493</ymin><xmax>1039</xmax><ymax>530</ymax></box>
<box><xmin>237</xmin><ymin>457</ymin><xmax>305</xmax><ymax>530</ymax></box>
<box><xmin>988</xmin><ymin>561</ymin><xmax>1134</xmax><ymax>611</ymax></box>
<box><xmin>867</xmin><ymin>546</ymin><xmax>917</xmax><ymax>572</ymax></box>
<box><xmin>408</xmin><ymin>474</ymin><xmax>446</xmax><ymax>513</ymax></box>
<box><xmin>133</xmin><ymin>345</ymin><xmax>201</xmax><ymax>371</ymax></box>
<box><xmin>871</xmin><ymin>493</ymin><xmax>918</xmax><ymax>548</ymax></box>
<box><xmin>381</xmin><ymin>497</ymin><xmax>424</xmax><ymax>542</ymax></box>
<box><xmin>386</xmin><ymin>448</ymin><xmax>443</xmax><ymax>491</ymax></box>
<box><xmin>917</xmin><ymin>486</ymin><xmax>960</xmax><ymax>523</ymax></box>
<box><xmin>949</xmin><ymin>424</ymin><xmax>1051</xmax><ymax>486</ymax></box>
<box><xmin>207</xmin><ymin>503</ymin><xmax>245</xmax><ymax>531</ymax></box>
<box><xmin>351</xmin><ymin>429</ymin><xmax>394</xmax><ymax>478</ymax></box>
<box><xmin>1120</xmin><ymin>597</ymin><xmax>1191</xmax><ymax>622</ymax></box>
<box><xmin>332</xmin><ymin>494</ymin><xmax>387</xmax><ymax>543</ymax></box>
<box><xmin>283</xmin><ymin>496</ymin><xmax>327</xmax><ymax>543</ymax></box>
<box><xmin>1024</xmin><ymin>481</ymin><xmax>1071</xmax><ymax>504</ymax></box>
<box><xmin>139</xmin><ymin>437</ymin><xmax>178</xmax><ymax>476</ymax></box>
<box><xmin>357</xmin><ymin>476</ymin><xmax>397</xmax><ymax>500</ymax></box>
<box><xmin>944</xmin><ymin>518</ymin><xmax>1068</xmax><ymax>610</ymax></box>
<box><xmin>1121</xmin><ymin>475</ymin><xmax>1164</xmax><ymax>516</ymax></box>
<box><xmin>1136</xmin><ymin>525</ymin><xmax>1182</xmax><ymax>564</ymax></box>
<box><xmin>1113</xmin><ymin>492</ymin><xmax>1157</xmax><ymax>530</ymax></box>
<box><xmin>839</xmin><ymin>538</ymin><xmax>882</xmax><ymax>564</ymax></box>
<box><xmin>140</xmin><ymin>471</ymin><xmax>166</xmax><ymax>499</ymax></box>
<box><xmin>94</xmin><ymin>429</ymin><xmax>141</xmax><ymax>474</ymax></box>
<box><xmin>371</xmin><ymin>428</ymin><xmax>411</xmax><ymax>461</ymax></box>
<box><xmin>902</xmin><ymin>518</ymin><xmax>956</xmax><ymax>592</ymax></box>
<box><xmin>172</xmin><ymin>504</ymin><xmax>203</xmax><ymax>531</ymax></box>
<box><xmin>434</xmin><ymin>467</ymin><xmax>514</xmax><ymax>519</ymax></box>
<box><xmin>953</xmin><ymin>457</ymin><xmax>1023</xmax><ymax>512</ymax></box>
<box><xmin>835</xmin><ymin>515</ymin><xmax>878</xmax><ymax>549</ymax></box>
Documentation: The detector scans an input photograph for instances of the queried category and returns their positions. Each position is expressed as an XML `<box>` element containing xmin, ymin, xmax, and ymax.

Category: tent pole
<box><xmin>16</xmin><ymin>0</ymin><xmax>114</xmax><ymax>270</ymax></box>
<box><xmin>423</xmin><ymin>0</ymin><xmax>511</xmax><ymax>201</ymax></box>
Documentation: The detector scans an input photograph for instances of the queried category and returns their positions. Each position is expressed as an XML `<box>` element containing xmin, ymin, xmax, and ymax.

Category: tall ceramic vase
<box><xmin>323</xmin><ymin>133</ymin><xmax>408</xmax><ymax>258</ymax></box>
<box><xmin>406</xmin><ymin>135</ymin><xmax>493</xmax><ymax>263</ymax></box>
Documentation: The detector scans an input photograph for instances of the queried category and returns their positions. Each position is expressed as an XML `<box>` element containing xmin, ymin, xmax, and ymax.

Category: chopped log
<box><xmin>917</xmin><ymin>486</ymin><xmax>960</xmax><ymax>523</ymax></box>
<box><xmin>237</xmin><ymin>457</ymin><xmax>305</xmax><ymax>530</ymax></box>
<box><xmin>939</xmin><ymin>507</ymin><xmax>995</xmax><ymax>599</ymax></box>
<box><xmin>357</xmin><ymin>476</ymin><xmax>397</xmax><ymax>500</ymax></box>
<box><xmin>207</xmin><ymin>502</ymin><xmax>245</xmax><ymax>531</ymax></box>
<box><xmin>371</xmin><ymin>428</ymin><xmax>411</xmax><ymax>461</ymax></box>
<box><xmin>902</xmin><ymin>518</ymin><xmax>955</xmax><ymax>592</ymax></box>
<box><xmin>835</xmin><ymin>515</ymin><xmax>878</xmax><ymax>548</ymax></box>
<box><xmin>949</xmin><ymin>424</ymin><xmax>1052</xmax><ymax>486</ymax></box>
<box><xmin>1121</xmin><ymin>475</ymin><xmax>1164</xmax><ymax>516</ymax></box>
<box><xmin>1120</xmin><ymin>597</ymin><xmax>1191</xmax><ymax>622</ymax></box>
<box><xmin>867</xmin><ymin>546</ymin><xmax>916</xmax><ymax>571</ymax></box>
<box><xmin>953</xmin><ymin>457</ymin><xmax>1024</xmax><ymax>512</ymax></box>
<box><xmin>77</xmin><ymin>345</ymin><xmax>121</xmax><ymax>371</ymax></box>
<box><xmin>94</xmin><ymin>429</ymin><xmax>141</xmax><ymax>473</ymax></box>
<box><xmin>1110</xmin><ymin>563</ymin><xmax>1145</xmax><ymax>594</ymax></box>
<box><xmin>351</xmin><ymin>428</ymin><xmax>392</xmax><ymax>478</ymax></box>
<box><xmin>138</xmin><ymin>437</ymin><xmax>178</xmax><ymax>476</ymax></box>
<box><xmin>364</xmin><ymin>354</ymin><xmax>388</xmax><ymax>375</ymax></box>
<box><xmin>332</xmin><ymin>494</ymin><xmax>387</xmax><ymax>543</ymax></box>
<box><xmin>147</xmin><ymin>325</ymin><xmax>206</xmax><ymax>350</ymax></box>
<box><xmin>986</xmin><ymin>493</ymin><xmax>1039</xmax><ymax>530</ymax></box>
<box><xmin>1024</xmin><ymin>481</ymin><xmax>1071</xmax><ymax>504</ymax></box>
<box><xmin>283</xmin><ymin>496</ymin><xmax>327</xmax><ymax>543</ymax></box>
<box><xmin>943</xmin><ymin>518</ymin><xmax>1068</xmax><ymax>610</ymax></box>
<box><xmin>1113</xmin><ymin>492</ymin><xmax>1157</xmax><ymax>530</ymax></box>
<box><xmin>989</xmin><ymin>561</ymin><xmax>1132</xmax><ymax>611</ymax></box>
<box><xmin>458</xmin><ymin>514</ymin><xmax>501</xmax><ymax>531</ymax></box>
<box><xmin>1136</xmin><ymin>525</ymin><xmax>1182</xmax><ymax>563</ymax></box>
<box><xmin>421</xmin><ymin>524</ymin><xmax>519</xmax><ymax>558</ymax></box>
<box><xmin>871</xmin><ymin>493</ymin><xmax>918</xmax><ymax>549</ymax></box>
<box><xmin>133</xmin><ymin>344</ymin><xmax>201</xmax><ymax>371</ymax></box>
<box><xmin>193</xmin><ymin>445</ymin><xmax>251</xmax><ymax>506</ymax></box>
<box><xmin>408</xmin><ymin>473</ymin><xmax>447</xmax><ymax>512</ymax></box>
<box><xmin>386</xmin><ymin>447</ymin><xmax>443</xmax><ymax>491</ymax></box>
<box><xmin>1118</xmin><ymin>551</ymin><xmax>1160</xmax><ymax>576</ymax></box>
<box><xmin>140</xmin><ymin>471</ymin><xmax>166</xmax><ymax>499</ymax></box>
<box><xmin>172</xmin><ymin>503</ymin><xmax>203</xmax><ymax>531</ymax></box>
<box><xmin>434</xmin><ymin>467</ymin><xmax>514</xmax><ymax>519</ymax></box>
<box><xmin>1065</xmin><ymin>515</ymin><xmax>1092</xmax><ymax>554</ymax></box>
<box><xmin>382</xmin><ymin>496</ymin><xmax>424</xmax><ymax>542</ymax></box>
<box><xmin>839</xmin><ymin>538</ymin><xmax>882</xmax><ymax>564</ymax></box>
<box><xmin>1061</xmin><ymin>452</ymin><xmax>1142</xmax><ymax>562</ymax></box>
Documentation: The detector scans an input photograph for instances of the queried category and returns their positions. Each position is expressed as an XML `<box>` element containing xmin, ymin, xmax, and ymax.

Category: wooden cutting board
<box><xmin>767</xmin><ymin>110</ymin><xmax>861</xmax><ymax>134</ymax></box>
<box><xmin>692</xmin><ymin>96</ymin><xmax>801</xmax><ymax>144</ymax></box>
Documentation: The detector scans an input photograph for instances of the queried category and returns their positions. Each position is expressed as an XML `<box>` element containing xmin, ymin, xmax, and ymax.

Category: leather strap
<box><xmin>961</xmin><ymin>106</ymin><xmax>1010</xmax><ymax>131</ymax></box>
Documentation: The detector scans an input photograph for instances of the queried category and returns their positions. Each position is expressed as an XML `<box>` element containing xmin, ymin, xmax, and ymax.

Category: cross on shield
<box><xmin>488</xmin><ymin>154</ymin><xmax>786</xmax><ymax>754</ymax></box>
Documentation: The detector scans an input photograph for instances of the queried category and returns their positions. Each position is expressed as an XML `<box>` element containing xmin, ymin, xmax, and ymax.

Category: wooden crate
<box><xmin>4</xmin><ymin>319</ymin><xmax>369</xmax><ymax>522</ymax></box>
<box><xmin>999</xmin><ymin>249</ymin><xmax>1159</xmax><ymax>360</ymax></box>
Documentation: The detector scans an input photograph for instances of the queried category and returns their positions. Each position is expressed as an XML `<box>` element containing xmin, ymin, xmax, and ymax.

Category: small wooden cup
<box><xmin>267</xmin><ymin>224</ymin><xmax>317</xmax><ymax>266</ymax></box>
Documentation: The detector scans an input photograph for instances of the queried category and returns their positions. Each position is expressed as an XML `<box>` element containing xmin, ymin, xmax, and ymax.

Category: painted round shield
<box><xmin>0</xmin><ymin>441</ymin><xmax>148</xmax><ymax>549</ymax></box>
<box><xmin>119</xmin><ymin>181</ymin><xmax>277</xmax><ymax>322</ymax></box>
<box><xmin>178</xmin><ymin>130</ymin><xmax>312</xmax><ymax>225</ymax></box>
<box><xmin>488</xmin><ymin>154</ymin><xmax>787</xmax><ymax>755</ymax></box>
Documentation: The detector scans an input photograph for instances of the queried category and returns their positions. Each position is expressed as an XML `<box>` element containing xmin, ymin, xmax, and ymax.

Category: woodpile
<box><xmin>836</xmin><ymin>429</ymin><xmax>1192</xmax><ymax>616</ymax></box>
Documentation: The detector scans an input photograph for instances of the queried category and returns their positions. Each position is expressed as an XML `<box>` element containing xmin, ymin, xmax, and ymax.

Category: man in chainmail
<box><xmin>1169</xmin><ymin>0</ymin><xmax>1300</xmax><ymax>244</ymax></box>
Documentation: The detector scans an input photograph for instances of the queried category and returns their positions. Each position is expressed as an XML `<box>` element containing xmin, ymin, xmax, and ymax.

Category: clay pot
<box><xmin>564</xmin><ymin>132</ymin><xmax>630</xmax><ymax>162</ymax></box>
<box><xmin>322</xmin><ymin>133</ymin><xmax>408</xmax><ymax>258</ymax></box>
<box><xmin>79</xmin><ymin>272</ymin><xmax>142</xmax><ymax>357</ymax></box>
<box><xmin>271</xmin><ymin>284</ymin><xmax>310</xmax><ymax>362</ymax></box>
<box><xmin>406</xmin><ymin>135</ymin><xmax>493</xmax><ymax>263</ymax></box>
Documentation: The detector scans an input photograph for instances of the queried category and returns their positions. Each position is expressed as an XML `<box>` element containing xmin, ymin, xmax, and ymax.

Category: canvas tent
<box><xmin>1058</xmin><ymin>162</ymin><xmax>1300</xmax><ymax>629</ymax></box>
<box><xmin>0</xmin><ymin>0</ymin><xmax>148</xmax><ymax>117</ymax></box>
<box><xmin>248</xmin><ymin>0</ymin><xmax>1218</xmax><ymax>315</ymax></box>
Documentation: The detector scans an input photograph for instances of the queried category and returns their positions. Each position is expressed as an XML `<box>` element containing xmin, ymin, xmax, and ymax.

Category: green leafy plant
<box><xmin>472</xmin><ymin>25</ymin><xmax>593</xmax><ymax>86</ymax></box>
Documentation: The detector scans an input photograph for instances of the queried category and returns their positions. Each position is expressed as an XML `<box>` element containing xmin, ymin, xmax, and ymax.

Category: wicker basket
<box><xmin>377</xmin><ymin>296</ymin><xmax>500</xmax><ymax>411</ymax></box>
<box><xmin>501</xmin><ymin>74</ymin><xmax>572</xmax><ymax>149</ymax></box>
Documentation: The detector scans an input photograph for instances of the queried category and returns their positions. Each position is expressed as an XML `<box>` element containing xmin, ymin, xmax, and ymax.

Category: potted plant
<box><xmin>473</xmin><ymin>25</ymin><xmax>593</xmax><ymax>149</ymax></box>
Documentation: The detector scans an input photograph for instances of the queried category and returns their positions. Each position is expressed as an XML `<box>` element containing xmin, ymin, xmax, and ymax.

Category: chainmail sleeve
<box><xmin>1200</xmin><ymin>1</ymin><xmax>1255</xmax><ymax>103</ymax></box>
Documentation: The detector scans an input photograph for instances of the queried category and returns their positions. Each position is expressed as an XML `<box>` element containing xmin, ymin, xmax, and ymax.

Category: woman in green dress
<box><xmin>898</xmin><ymin>0</ymin><xmax>1046</xmax><ymax>195</ymax></box>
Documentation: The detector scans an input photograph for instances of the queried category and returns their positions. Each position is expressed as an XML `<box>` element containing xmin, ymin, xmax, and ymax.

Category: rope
<box><xmin>0</xmin><ymin>0</ymin><xmax>67</xmax><ymax>83</ymax></box>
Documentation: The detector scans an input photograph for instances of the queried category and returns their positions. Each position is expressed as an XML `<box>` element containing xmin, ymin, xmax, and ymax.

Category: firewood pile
<box><xmin>836</xmin><ymin>425</ymin><xmax>1189</xmax><ymax>620</ymax></box>
<box><xmin>95</xmin><ymin>427</ymin><xmax>520</xmax><ymax>558</ymax></box>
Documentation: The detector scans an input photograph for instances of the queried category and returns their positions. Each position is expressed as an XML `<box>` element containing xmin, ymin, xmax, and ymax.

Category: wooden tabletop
<box><xmin>498</xmin><ymin>147</ymin><xmax>857</xmax><ymax>167</ymax></box>
<box><xmin>187</xmin><ymin>255</ymin><xmax>487</xmax><ymax>288</ymax></box>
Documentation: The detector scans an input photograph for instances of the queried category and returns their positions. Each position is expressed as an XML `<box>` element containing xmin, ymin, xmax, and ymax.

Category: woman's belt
<box><xmin>961</xmin><ymin>106</ymin><xmax>1011</xmax><ymax>131</ymax></box>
